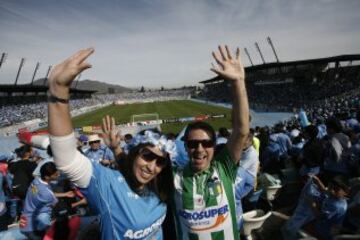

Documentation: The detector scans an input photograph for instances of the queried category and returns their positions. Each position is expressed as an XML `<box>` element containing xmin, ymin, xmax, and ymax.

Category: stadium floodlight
<box><xmin>0</xmin><ymin>53</ymin><xmax>7</xmax><ymax>69</ymax></box>
<box><xmin>43</xmin><ymin>65</ymin><xmax>52</xmax><ymax>85</ymax></box>
<box><xmin>255</xmin><ymin>42</ymin><xmax>266</xmax><ymax>64</ymax></box>
<box><xmin>14</xmin><ymin>58</ymin><xmax>26</xmax><ymax>85</ymax></box>
<box><xmin>31</xmin><ymin>62</ymin><xmax>41</xmax><ymax>85</ymax></box>
<box><xmin>266</xmin><ymin>37</ymin><xmax>280</xmax><ymax>63</ymax></box>
<box><xmin>244</xmin><ymin>48</ymin><xmax>254</xmax><ymax>66</ymax></box>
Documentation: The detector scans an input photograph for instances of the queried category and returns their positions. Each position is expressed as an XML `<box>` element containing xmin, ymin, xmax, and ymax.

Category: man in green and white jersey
<box><xmin>172</xmin><ymin>45</ymin><xmax>250</xmax><ymax>240</ymax></box>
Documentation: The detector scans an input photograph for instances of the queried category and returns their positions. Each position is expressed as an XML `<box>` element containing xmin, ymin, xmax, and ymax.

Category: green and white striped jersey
<box><xmin>173</xmin><ymin>148</ymin><xmax>239</xmax><ymax>240</ymax></box>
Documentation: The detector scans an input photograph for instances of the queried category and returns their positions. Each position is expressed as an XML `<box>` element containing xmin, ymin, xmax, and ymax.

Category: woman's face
<box><xmin>133</xmin><ymin>146</ymin><xmax>168</xmax><ymax>188</ymax></box>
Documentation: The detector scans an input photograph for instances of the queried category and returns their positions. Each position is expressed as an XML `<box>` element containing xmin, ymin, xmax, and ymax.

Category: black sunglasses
<box><xmin>89</xmin><ymin>140</ymin><xmax>101</xmax><ymax>144</ymax></box>
<box><xmin>186</xmin><ymin>139</ymin><xmax>214</xmax><ymax>149</ymax></box>
<box><xmin>140</xmin><ymin>148</ymin><xmax>168</xmax><ymax>167</ymax></box>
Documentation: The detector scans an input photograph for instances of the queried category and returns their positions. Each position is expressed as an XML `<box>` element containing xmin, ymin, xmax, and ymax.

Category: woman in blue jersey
<box><xmin>47</xmin><ymin>48</ymin><xmax>174</xmax><ymax>239</ymax></box>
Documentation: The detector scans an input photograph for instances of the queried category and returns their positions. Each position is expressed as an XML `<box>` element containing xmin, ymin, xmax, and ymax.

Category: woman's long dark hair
<box><xmin>118</xmin><ymin>143</ymin><xmax>174</xmax><ymax>203</ymax></box>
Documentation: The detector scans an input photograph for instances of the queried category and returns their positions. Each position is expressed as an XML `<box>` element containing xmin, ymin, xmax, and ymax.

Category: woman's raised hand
<box><xmin>48</xmin><ymin>48</ymin><xmax>94</xmax><ymax>97</ymax></box>
<box><xmin>102</xmin><ymin>115</ymin><xmax>121</xmax><ymax>149</ymax></box>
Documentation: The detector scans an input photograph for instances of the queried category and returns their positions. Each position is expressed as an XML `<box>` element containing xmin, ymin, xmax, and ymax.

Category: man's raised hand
<box><xmin>211</xmin><ymin>45</ymin><xmax>245</xmax><ymax>82</ymax></box>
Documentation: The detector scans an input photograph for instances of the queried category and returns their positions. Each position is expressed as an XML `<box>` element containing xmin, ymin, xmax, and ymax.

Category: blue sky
<box><xmin>0</xmin><ymin>0</ymin><xmax>359</xmax><ymax>88</ymax></box>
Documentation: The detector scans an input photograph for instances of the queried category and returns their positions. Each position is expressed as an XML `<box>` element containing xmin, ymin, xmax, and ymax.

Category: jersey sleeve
<box><xmin>214</xmin><ymin>147</ymin><xmax>238</xmax><ymax>182</ymax></box>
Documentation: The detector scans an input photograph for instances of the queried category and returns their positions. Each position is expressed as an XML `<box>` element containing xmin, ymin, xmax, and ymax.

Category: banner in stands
<box><xmin>163</xmin><ymin>114</ymin><xmax>225</xmax><ymax>124</ymax></box>
<box><xmin>82</xmin><ymin>126</ymin><xmax>93</xmax><ymax>132</ymax></box>
<box><xmin>195</xmin><ymin>115</ymin><xmax>209</xmax><ymax>121</ymax></box>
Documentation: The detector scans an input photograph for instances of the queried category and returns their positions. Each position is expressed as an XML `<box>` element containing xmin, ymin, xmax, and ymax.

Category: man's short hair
<box><xmin>15</xmin><ymin>145</ymin><xmax>32</xmax><ymax>159</ymax></box>
<box><xmin>183</xmin><ymin>121</ymin><xmax>216</xmax><ymax>143</ymax></box>
<box><xmin>304</xmin><ymin>125</ymin><xmax>318</xmax><ymax>139</ymax></box>
<box><xmin>326</xmin><ymin>117</ymin><xmax>343</xmax><ymax>133</ymax></box>
<box><xmin>218</xmin><ymin>127</ymin><xmax>230</xmax><ymax>138</ymax></box>
<box><xmin>124</xmin><ymin>134</ymin><xmax>133</xmax><ymax>141</ymax></box>
<box><xmin>40</xmin><ymin>162</ymin><xmax>57</xmax><ymax>179</ymax></box>
<box><xmin>330</xmin><ymin>176</ymin><xmax>350</xmax><ymax>193</ymax></box>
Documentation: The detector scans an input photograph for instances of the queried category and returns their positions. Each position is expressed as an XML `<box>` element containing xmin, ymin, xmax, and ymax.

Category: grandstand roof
<box><xmin>0</xmin><ymin>84</ymin><xmax>96</xmax><ymax>94</ymax></box>
<box><xmin>200</xmin><ymin>54</ymin><xmax>360</xmax><ymax>83</ymax></box>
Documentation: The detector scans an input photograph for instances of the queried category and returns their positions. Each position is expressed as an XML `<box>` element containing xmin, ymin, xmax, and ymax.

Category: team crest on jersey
<box><xmin>31</xmin><ymin>184</ymin><xmax>38</xmax><ymax>194</ymax></box>
<box><xmin>208</xmin><ymin>178</ymin><xmax>223</xmax><ymax>196</ymax></box>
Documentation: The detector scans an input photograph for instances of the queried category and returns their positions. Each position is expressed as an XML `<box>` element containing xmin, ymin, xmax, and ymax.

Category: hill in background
<box><xmin>33</xmin><ymin>78</ymin><xmax>132</xmax><ymax>94</ymax></box>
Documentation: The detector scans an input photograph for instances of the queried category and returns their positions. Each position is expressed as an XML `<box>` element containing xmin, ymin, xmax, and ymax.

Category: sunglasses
<box><xmin>140</xmin><ymin>148</ymin><xmax>168</xmax><ymax>167</ymax></box>
<box><xmin>89</xmin><ymin>140</ymin><xmax>101</xmax><ymax>144</ymax></box>
<box><xmin>186</xmin><ymin>139</ymin><xmax>214</xmax><ymax>149</ymax></box>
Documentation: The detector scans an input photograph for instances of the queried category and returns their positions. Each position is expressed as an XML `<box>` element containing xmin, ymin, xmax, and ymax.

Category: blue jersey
<box><xmin>234</xmin><ymin>167</ymin><xmax>255</xmax><ymax>229</ymax></box>
<box><xmin>21</xmin><ymin>178</ymin><xmax>58</xmax><ymax>232</ymax></box>
<box><xmin>315</xmin><ymin>196</ymin><xmax>347</xmax><ymax>239</ymax></box>
<box><xmin>80</xmin><ymin>162</ymin><xmax>167</xmax><ymax>240</ymax></box>
<box><xmin>85</xmin><ymin>145</ymin><xmax>115</xmax><ymax>164</ymax></box>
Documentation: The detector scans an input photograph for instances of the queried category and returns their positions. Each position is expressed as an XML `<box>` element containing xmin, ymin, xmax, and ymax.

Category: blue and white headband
<box><xmin>125</xmin><ymin>130</ymin><xmax>178</xmax><ymax>161</ymax></box>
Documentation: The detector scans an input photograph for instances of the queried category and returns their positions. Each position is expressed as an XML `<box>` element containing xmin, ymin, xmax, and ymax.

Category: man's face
<box><xmin>49</xmin><ymin>171</ymin><xmax>60</xmax><ymax>181</ymax></box>
<box><xmin>185</xmin><ymin>129</ymin><xmax>215</xmax><ymax>173</ymax></box>
<box><xmin>89</xmin><ymin>140</ymin><xmax>101</xmax><ymax>150</ymax></box>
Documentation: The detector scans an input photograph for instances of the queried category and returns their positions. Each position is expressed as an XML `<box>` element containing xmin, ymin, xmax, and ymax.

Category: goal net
<box><xmin>131</xmin><ymin>113</ymin><xmax>160</xmax><ymax>124</ymax></box>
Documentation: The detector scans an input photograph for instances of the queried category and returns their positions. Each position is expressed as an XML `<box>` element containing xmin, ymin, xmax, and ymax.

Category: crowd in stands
<box><xmin>0</xmin><ymin>89</ymin><xmax>192</xmax><ymax>127</ymax></box>
<box><xmin>200</xmin><ymin>68</ymin><xmax>360</xmax><ymax>112</ymax></box>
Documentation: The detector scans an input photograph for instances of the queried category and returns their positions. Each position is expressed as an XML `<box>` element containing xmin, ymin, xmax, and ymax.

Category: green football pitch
<box><xmin>72</xmin><ymin>100</ymin><xmax>231</xmax><ymax>133</ymax></box>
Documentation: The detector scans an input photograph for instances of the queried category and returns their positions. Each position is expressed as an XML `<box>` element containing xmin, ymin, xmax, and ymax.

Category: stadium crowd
<box><xmin>0</xmin><ymin>89</ymin><xmax>192</xmax><ymax>127</ymax></box>
<box><xmin>0</xmin><ymin>45</ymin><xmax>358</xmax><ymax>240</ymax></box>
<box><xmin>2</xmin><ymin>112</ymin><xmax>360</xmax><ymax>239</ymax></box>
<box><xmin>200</xmin><ymin>70</ymin><xmax>360</xmax><ymax>113</ymax></box>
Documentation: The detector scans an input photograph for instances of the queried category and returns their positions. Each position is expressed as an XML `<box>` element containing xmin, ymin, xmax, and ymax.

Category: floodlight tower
<box><xmin>244</xmin><ymin>48</ymin><xmax>254</xmax><ymax>66</ymax></box>
<box><xmin>14</xmin><ymin>58</ymin><xmax>26</xmax><ymax>85</ymax></box>
<box><xmin>31</xmin><ymin>62</ymin><xmax>40</xmax><ymax>85</ymax></box>
<box><xmin>255</xmin><ymin>42</ymin><xmax>266</xmax><ymax>64</ymax></box>
<box><xmin>0</xmin><ymin>53</ymin><xmax>7</xmax><ymax>69</ymax></box>
<box><xmin>43</xmin><ymin>65</ymin><xmax>52</xmax><ymax>85</ymax></box>
<box><xmin>267</xmin><ymin>36</ymin><xmax>280</xmax><ymax>62</ymax></box>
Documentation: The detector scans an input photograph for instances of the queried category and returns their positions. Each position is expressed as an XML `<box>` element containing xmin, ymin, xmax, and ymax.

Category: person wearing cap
<box><xmin>47</xmin><ymin>48</ymin><xmax>174</xmax><ymax>239</ymax></box>
<box><xmin>84</xmin><ymin>134</ymin><xmax>115</xmax><ymax>166</ymax></box>
<box><xmin>77</xmin><ymin>134</ymin><xmax>88</xmax><ymax>154</ymax></box>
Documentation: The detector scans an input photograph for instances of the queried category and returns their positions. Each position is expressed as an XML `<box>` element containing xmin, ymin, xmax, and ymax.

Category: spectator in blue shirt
<box><xmin>84</xmin><ymin>134</ymin><xmax>115</xmax><ymax>167</ymax></box>
<box><xmin>282</xmin><ymin>175</ymin><xmax>349</xmax><ymax>240</ymax></box>
<box><xmin>20</xmin><ymin>162</ymin><xmax>74</xmax><ymax>240</ymax></box>
<box><xmin>46</xmin><ymin>48</ymin><xmax>177</xmax><ymax>239</ymax></box>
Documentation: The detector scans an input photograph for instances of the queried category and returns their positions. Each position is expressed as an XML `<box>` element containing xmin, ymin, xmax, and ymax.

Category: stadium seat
<box><xmin>242</xmin><ymin>210</ymin><xmax>272</xmax><ymax>240</ymax></box>
<box><xmin>266</xmin><ymin>185</ymin><xmax>282</xmax><ymax>201</ymax></box>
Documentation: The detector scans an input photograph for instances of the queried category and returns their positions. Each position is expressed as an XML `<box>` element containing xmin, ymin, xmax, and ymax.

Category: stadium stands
<box><xmin>199</xmin><ymin>54</ymin><xmax>360</xmax><ymax>112</ymax></box>
<box><xmin>0</xmin><ymin>89</ymin><xmax>193</xmax><ymax>127</ymax></box>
